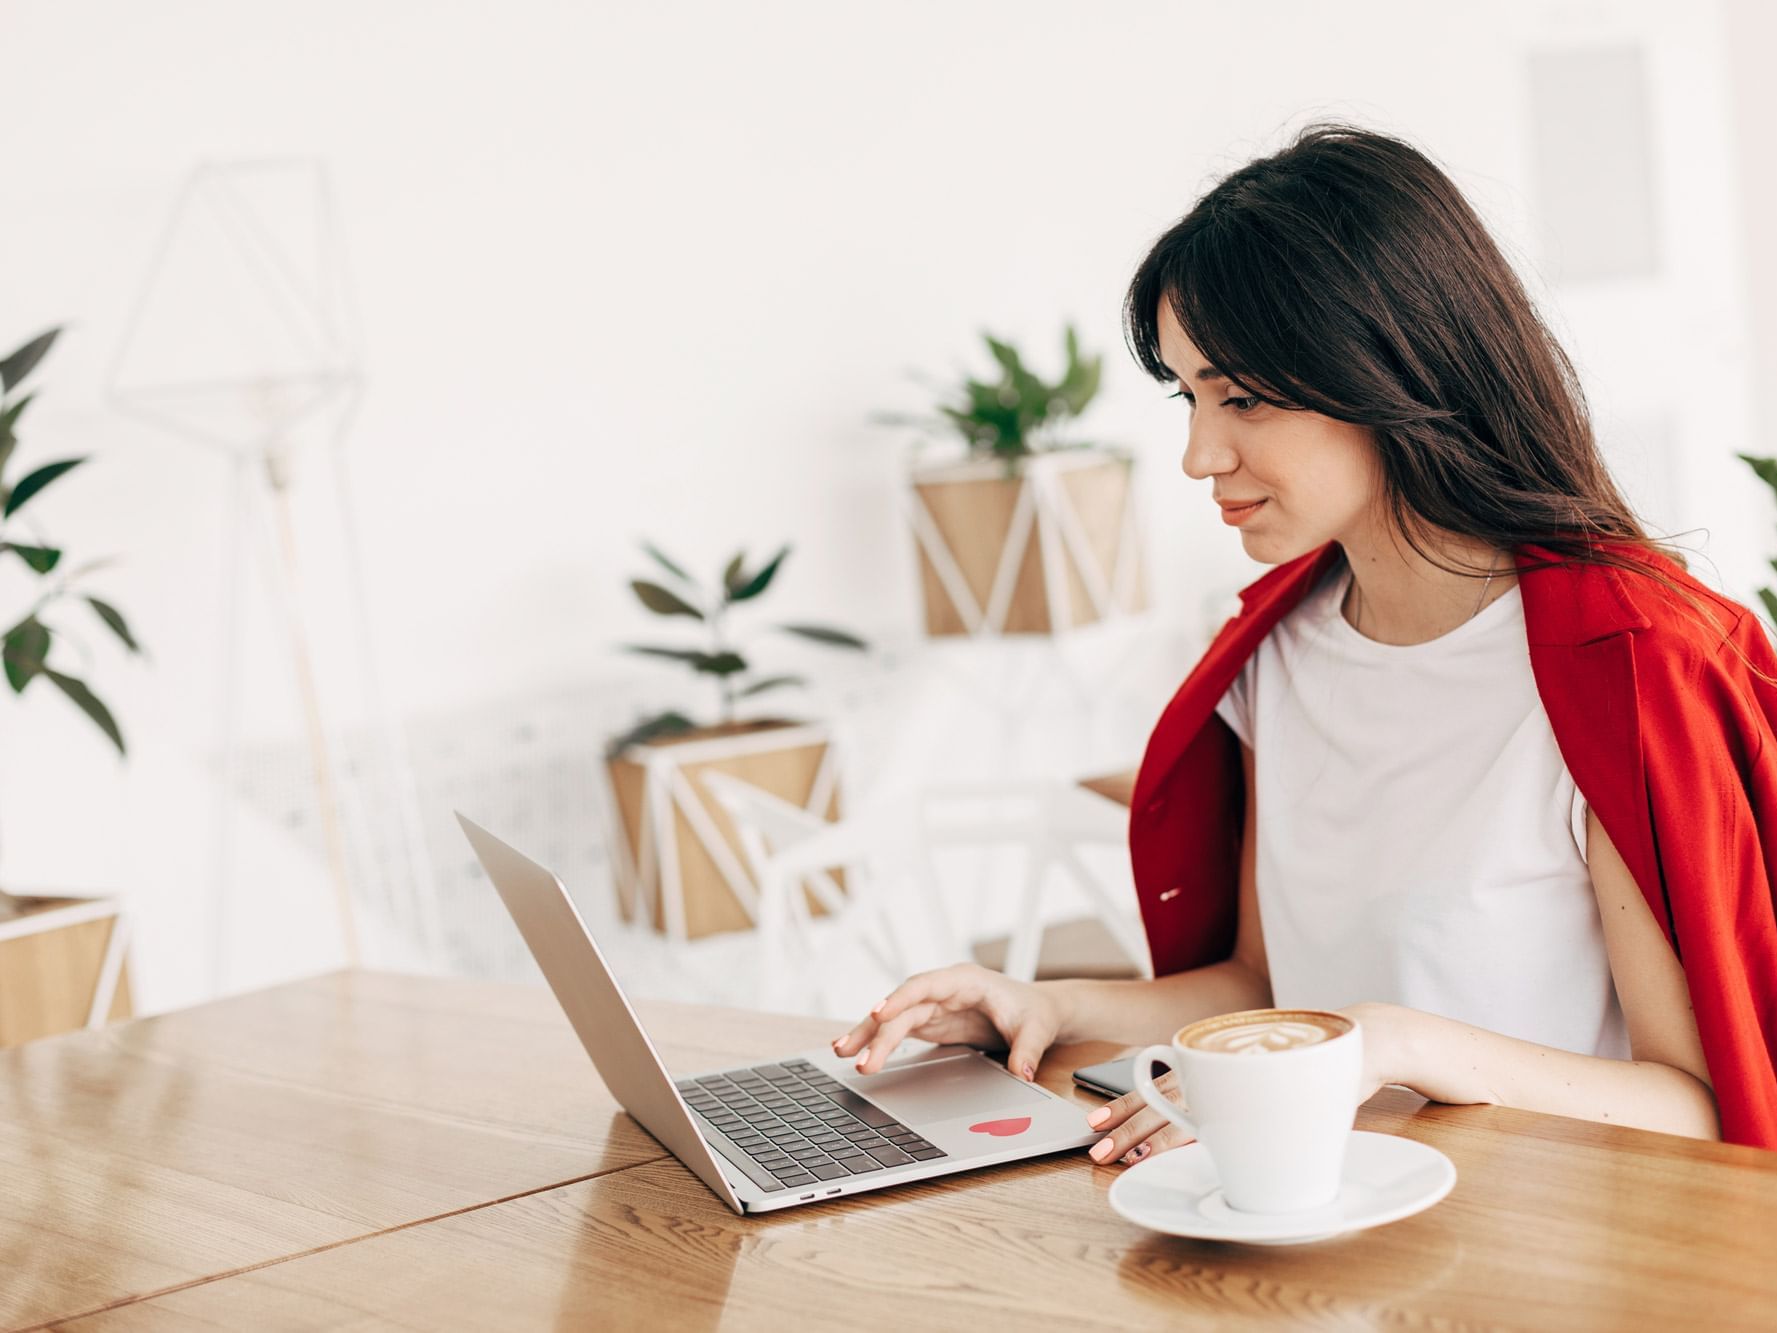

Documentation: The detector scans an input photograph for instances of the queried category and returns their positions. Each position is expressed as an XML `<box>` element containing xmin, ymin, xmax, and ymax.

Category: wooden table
<box><xmin>7</xmin><ymin>972</ymin><xmax>1776</xmax><ymax>1331</ymax></box>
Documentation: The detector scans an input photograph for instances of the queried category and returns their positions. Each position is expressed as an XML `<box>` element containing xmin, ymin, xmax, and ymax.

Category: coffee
<box><xmin>1179</xmin><ymin>1008</ymin><xmax>1352</xmax><ymax>1056</ymax></box>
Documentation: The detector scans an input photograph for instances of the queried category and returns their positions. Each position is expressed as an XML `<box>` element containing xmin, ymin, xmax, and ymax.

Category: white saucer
<box><xmin>1107</xmin><ymin>1130</ymin><xmax>1455</xmax><ymax>1245</ymax></box>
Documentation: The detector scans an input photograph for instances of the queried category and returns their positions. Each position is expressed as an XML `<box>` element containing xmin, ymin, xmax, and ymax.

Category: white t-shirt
<box><xmin>1214</xmin><ymin>561</ymin><xmax>1630</xmax><ymax>1060</ymax></box>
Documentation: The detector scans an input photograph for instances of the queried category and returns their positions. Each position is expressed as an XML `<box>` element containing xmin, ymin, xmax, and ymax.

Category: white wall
<box><xmin>0</xmin><ymin>0</ymin><xmax>1763</xmax><ymax>1013</ymax></box>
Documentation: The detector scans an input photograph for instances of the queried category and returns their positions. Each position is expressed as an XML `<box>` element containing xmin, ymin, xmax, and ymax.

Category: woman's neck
<box><xmin>1339</xmin><ymin>527</ymin><xmax>1515</xmax><ymax>646</ymax></box>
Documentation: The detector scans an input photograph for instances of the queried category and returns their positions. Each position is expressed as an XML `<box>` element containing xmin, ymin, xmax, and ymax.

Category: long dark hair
<box><xmin>1123</xmin><ymin>122</ymin><xmax>1710</xmax><ymax>607</ymax></box>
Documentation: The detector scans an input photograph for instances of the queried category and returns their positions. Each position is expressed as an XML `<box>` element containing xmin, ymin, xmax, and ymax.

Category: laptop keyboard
<box><xmin>676</xmin><ymin>1057</ymin><xmax>948</xmax><ymax>1193</ymax></box>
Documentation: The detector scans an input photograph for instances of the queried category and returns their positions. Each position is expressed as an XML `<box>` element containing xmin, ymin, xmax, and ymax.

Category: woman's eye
<box><xmin>1225</xmin><ymin>396</ymin><xmax>1261</xmax><ymax>413</ymax></box>
<box><xmin>1167</xmin><ymin>389</ymin><xmax>1195</xmax><ymax>407</ymax></box>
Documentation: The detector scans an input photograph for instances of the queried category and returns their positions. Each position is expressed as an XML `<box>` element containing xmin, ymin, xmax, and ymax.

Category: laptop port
<box><xmin>800</xmin><ymin>1193</ymin><xmax>816</xmax><ymax>1201</ymax></box>
<box><xmin>826</xmin><ymin>1188</ymin><xmax>842</xmax><ymax>1196</ymax></box>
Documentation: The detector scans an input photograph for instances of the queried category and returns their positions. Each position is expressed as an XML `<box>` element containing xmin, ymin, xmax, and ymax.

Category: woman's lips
<box><xmin>1219</xmin><ymin>499</ymin><xmax>1268</xmax><ymax>526</ymax></box>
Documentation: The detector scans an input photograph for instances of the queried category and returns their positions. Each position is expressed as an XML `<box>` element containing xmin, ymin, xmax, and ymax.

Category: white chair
<box><xmin>915</xmin><ymin>780</ymin><xmax>1151</xmax><ymax>983</ymax></box>
<box><xmin>702</xmin><ymin>772</ymin><xmax>1149</xmax><ymax>1015</ymax></box>
<box><xmin>700</xmin><ymin>772</ymin><xmax>962</xmax><ymax>1014</ymax></box>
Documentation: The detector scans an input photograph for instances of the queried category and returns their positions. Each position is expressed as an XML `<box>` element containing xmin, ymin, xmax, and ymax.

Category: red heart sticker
<box><xmin>968</xmin><ymin>1116</ymin><xmax>1032</xmax><ymax>1137</ymax></box>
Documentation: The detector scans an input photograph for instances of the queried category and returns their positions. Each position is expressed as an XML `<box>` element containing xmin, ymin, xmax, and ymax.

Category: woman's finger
<box><xmin>831</xmin><ymin>1014</ymin><xmax>881</xmax><ymax>1058</ymax></box>
<box><xmin>1085</xmin><ymin>1068</ymin><xmax>1180</xmax><ymax>1132</ymax></box>
<box><xmin>1114</xmin><ymin>1118</ymin><xmax>1197</xmax><ymax>1166</ymax></box>
<box><xmin>833</xmin><ymin>968</ymin><xmax>959</xmax><ymax>1056</ymax></box>
<box><xmin>1087</xmin><ymin>1104</ymin><xmax>1176</xmax><ymax>1165</ymax></box>
<box><xmin>853</xmin><ymin>1000</ymin><xmax>943</xmax><ymax>1074</ymax></box>
<box><xmin>873</xmin><ymin>967</ymin><xmax>979</xmax><ymax>1027</ymax></box>
<box><xmin>1004</xmin><ymin>1014</ymin><xmax>1058</xmax><ymax>1083</ymax></box>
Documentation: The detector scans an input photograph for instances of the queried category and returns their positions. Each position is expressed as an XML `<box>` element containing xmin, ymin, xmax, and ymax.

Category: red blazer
<box><xmin>1128</xmin><ymin>541</ymin><xmax>1777</xmax><ymax>1149</ymax></box>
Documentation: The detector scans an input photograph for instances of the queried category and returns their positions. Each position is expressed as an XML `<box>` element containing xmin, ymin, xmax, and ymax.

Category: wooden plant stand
<box><xmin>0</xmin><ymin>893</ymin><xmax>132</xmax><ymax>1048</ymax></box>
<box><xmin>908</xmin><ymin>449</ymin><xmax>1146</xmax><ymax>637</ymax></box>
<box><xmin>599</xmin><ymin>720</ymin><xmax>843</xmax><ymax>941</ymax></box>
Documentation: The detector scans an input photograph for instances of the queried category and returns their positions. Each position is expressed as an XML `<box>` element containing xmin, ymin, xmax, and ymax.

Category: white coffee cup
<box><xmin>1134</xmin><ymin>1007</ymin><xmax>1363</xmax><ymax>1214</ymax></box>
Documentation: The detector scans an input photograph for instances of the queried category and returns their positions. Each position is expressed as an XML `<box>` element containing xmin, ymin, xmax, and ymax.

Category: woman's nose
<box><xmin>1181</xmin><ymin>421</ymin><xmax>1235</xmax><ymax>481</ymax></box>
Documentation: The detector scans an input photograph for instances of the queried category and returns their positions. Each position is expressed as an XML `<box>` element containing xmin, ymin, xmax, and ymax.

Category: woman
<box><xmin>836</xmin><ymin>124</ymin><xmax>1777</xmax><ymax>1158</ymax></box>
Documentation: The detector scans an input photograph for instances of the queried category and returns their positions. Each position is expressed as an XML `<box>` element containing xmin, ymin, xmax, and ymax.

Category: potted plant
<box><xmin>0</xmin><ymin>326</ymin><xmax>142</xmax><ymax>1044</ymax></box>
<box><xmin>601</xmin><ymin>541</ymin><xmax>867</xmax><ymax>940</ymax></box>
<box><xmin>876</xmin><ymin>325</ymin><xmax>1146</xmax><ymax>636</ymax></box>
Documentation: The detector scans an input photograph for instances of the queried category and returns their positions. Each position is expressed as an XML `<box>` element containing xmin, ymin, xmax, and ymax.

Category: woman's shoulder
<box><xmin>1532</xmin><ymin>541</ymin><xmax>1777</xmax><ymax>703</ymax></box>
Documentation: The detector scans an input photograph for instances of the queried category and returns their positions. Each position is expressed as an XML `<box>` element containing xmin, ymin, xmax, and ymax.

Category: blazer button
<box><xmin>1145</xmin><ymin>797</ymin><xmax>1164</xmax><ymax>815</ymax></box>
<box><xmin>1159</xmin><ymin>887</ymin><xmax>1182</xmax><ymax>902</ymax></box>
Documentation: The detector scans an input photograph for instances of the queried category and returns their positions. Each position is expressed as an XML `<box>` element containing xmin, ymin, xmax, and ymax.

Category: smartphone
<box><xmin>1071</xmin><ymin>1055</ymin><xmax>1136</xmax><ymax>1099</ymax></box>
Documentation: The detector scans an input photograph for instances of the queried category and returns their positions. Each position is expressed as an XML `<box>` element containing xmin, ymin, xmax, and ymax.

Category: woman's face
<box><xmin>1156</xmin><ymin>299</ymin><xmax>1385</xmax><ymax>565</ymax></box>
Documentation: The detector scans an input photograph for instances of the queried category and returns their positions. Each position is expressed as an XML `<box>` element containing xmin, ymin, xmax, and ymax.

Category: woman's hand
<box><xmin>833</xmin><ymin>963</ymin><xmax>1068</xmax><ymax>1081</ymax></box>
<box><xmin>1082</xmin><ymin>1069</ymin><xmax>1194</xmax><ymax>1167</ymax></box>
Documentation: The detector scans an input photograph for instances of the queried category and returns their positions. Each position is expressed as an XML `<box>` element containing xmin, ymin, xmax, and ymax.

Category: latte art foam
<box><xmin>1178</xmin><ymin>1009</ymin><xmax>1351</xmax><ymax>1056</ymax></box>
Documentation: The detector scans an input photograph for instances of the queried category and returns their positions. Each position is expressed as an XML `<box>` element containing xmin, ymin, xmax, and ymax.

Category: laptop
<box><xmin>458</xmin><ymin>813</ymin><xmax>1101</xmax><ymax>1213</ymax></box>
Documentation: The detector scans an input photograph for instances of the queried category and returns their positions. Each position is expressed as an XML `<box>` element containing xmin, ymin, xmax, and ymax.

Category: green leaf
<box><xmin>1760</xmin><ymin>588</ymin><xmax>1777</xmax><ymax>629</ymax></box>
<box><xmin>777</xmin><ymin>623</ymin><xmax>869</xmax><ymax>650</ymax></box>
<box><xmin>3</xmin><ymin>457</ymin><xmax>84</xmax><ymax>519</ymax></box>
<box><xmin>0</xmin><ymin>328</ymin><xmax>60</xmax><ymax>394</ymax></box>
<box><xmin>6</xmin><ymin>543</ymin><xmax>61</xmax><ymax>574</ymax></box>
<box><xmin>622</xmin><ymin>645</ymin><xmax>709</xmax><ymax>664</ymax></box>
<box><xmin>605</xmin><ymin>710</ymin><xmax>697</xmax><ymax>759</ymax></box>
<box><xmin>3</xmin><ymin>617</ymin><xmax>49</xmax><ymax>693</ymax></box>
<box><xmin>1741</xmin><ymin>454</ymin><xmax>1777</xmax><ymax>494</ymax></box>
<box><xmin>629</xmin><ymin>579</ymin><xmax>704</xmax><ymax>620</ymax></box>
<box><xmin>984</xmin><ymin>333</ymin><xmax>1025</xmax><ymax>379</ymax></box>
<box><xmin>621</xmin><ymin>645</ymin><xmax>748</xmax><ymax>675</ymax></box>
<box><xmin>640</xmin><ymin>541</ymin><xmax>692</xmax><ymax>584</ymax></box>
<box><xmin>692</xmin><ymin>650</ymin><xmax>747</xmax><ymax>676</ymax></box>
<box><xmin>0</xmin><ymin>391</ymin><xmax>35</xmax><ymax>481</ymax></box>
<box><xmin>86</xmin><ymin>596</ymin><xmax>141</xmax><ymax>653</ymax></box>
<box><xmin>45</xmin><ymin>669</ymin><xmax>125</xmax><ymax>755</ymax></box>
<box><xmin>722</xmin><ymin>551</ymin><xmax>747</xmax><ymax>599</ymax></box>
<box><xmin>729</xmin><ymin>546</ymin><xmax>789</xmax><ymax>602</ymax></box>
<box><xmin>735</xmin><ymin>674</ymin><xmax>805</xmax><ymax>699</ymax></box>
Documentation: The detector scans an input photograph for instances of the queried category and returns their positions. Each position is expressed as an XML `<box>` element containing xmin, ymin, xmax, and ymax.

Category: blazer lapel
<box><xmin>1518</xmin><ymin>546</ymin><xmax>1667</xmax><ymax>937</ymax></box>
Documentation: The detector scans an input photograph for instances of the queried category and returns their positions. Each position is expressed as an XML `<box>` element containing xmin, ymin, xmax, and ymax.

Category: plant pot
<box><xmin>907</xmin><ymin>448</ymin><xmax>1146</xmax><ymax>637</ymax></box>
<box><xmin>599</xmin><ymin>718</ymin><xmax>844</xmax><ymax>940</ymax></box>
<box><xmin>0</xmin><ymin>892</ymin><xmax>133</xmax><ymax>1047</ymax></box>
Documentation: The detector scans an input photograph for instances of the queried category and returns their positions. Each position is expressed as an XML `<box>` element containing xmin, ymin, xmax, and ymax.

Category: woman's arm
<box><xmin>1044</xmin><ymin>740</ymin><xmax>1271</xmax><ymax>1044</ymax></box>
<box><xmin>1087</xmin><ymin>804</ymin><xmax>1720</xmax><ymax>1166</ymax></box>
<box><xmin>1351</xmin><ymin>807</ymin><xmax>1718</xmax><ymax>1140</ymax></box>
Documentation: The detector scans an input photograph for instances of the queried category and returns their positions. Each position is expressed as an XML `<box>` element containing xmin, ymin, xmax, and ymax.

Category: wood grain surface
<box><xmin>13</xmin><ymin>972</ymin><xmax>1777</xmax><ymax>1332</ymax></box>
<box><xmin>56</xmin><ymin>1071</ymin><xmax>1777</xmax><ymax>1333</ymax></box>
<box><xmin>1</xmin><ymin>971</ymin><xmax>749</xmax><ymax>1330</ymax></box>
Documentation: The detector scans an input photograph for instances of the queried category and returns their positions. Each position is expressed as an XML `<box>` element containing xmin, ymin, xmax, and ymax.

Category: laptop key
<box><xmin>821</xmin><ymin>1088</ymin><xmax>901</xmax><ymax>1129</ymax></box>
<box><xmin>908</xmin><ymin>1146</ymin><xmax>947</xmax><ymax>1161</ymax></box>
<box><xmin>833</xmin><ymin>1154</ymin><xmax>881</xmax><ymax>1174</ymax></box>
<box><xmin>772</xmin><ymin>1169</ymin><xmax>817</xmax><ymax>1188</ymax></box>
<box><xmin>863</xmin><ymin>1143</ymin><xmax>914</xmax><ymax>1167</ymax></box>
<box><xmin>840</xmin><ymin>1125</ymin><xmax>881</xmax><ymax>1142</ymax></box>
<box><xmin>809</xmin><ymin>1161</ymin><xmax>850</xmax><ymax>1181</ymax></box>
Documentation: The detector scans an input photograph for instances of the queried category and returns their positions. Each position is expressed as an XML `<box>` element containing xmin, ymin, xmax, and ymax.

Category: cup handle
<box><xmin>1134</xmin><ymin>1045</ymin><xmax>1199</xmax><ymax>1139</ymax></box>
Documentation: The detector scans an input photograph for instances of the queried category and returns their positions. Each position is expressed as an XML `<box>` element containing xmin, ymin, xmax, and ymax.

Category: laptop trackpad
<box><xmin>852</xmin><ymin>1055</ymin><xmax>1049</xmax><ymax>1121</ymax></box>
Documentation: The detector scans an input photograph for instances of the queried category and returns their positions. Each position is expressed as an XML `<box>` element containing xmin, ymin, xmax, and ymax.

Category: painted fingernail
<box><xmin>1089</xmin><ymin>1138</ymin><xmax>1115</xmax><ymax>1162</ymax></box>
<box><xmin>1127</xmin><ymin>1143</ymin><xmax>1150</xmax><ymax>1163</ymax></box>
<box><xmin>1021</xmin><ymin>1064</ymin><xmax>1035</xmax><ymax>1081</ymax></box>
<box><xmin>871</xmin><ymin>1000</ymin><xmax>885</xmax><ymax>1015</ymax></box>
<box><xmin>1086</xmin><ymin>1106</ymin><xmax>1110</xmax><ymax>1127</ymax></box>
<box><xmin>855</xmin><ymin>1047</ymin><xmax>870</xmax><ymax>1070</ymax></box>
